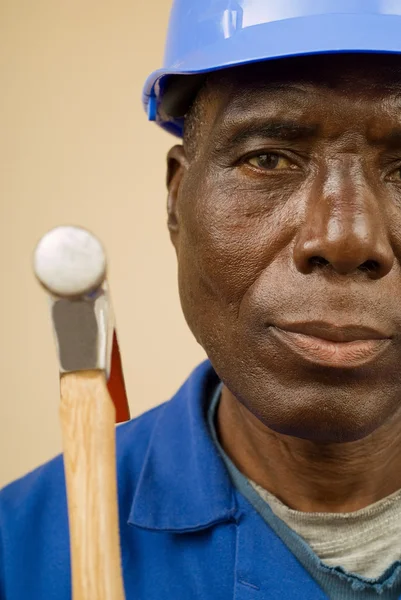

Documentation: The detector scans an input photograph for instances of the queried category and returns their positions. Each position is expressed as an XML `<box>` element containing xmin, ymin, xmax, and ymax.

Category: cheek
<box><xmin>176</xmin><ymin>168</ymin><xmax>301</xmax><ymax>344</ymax></box>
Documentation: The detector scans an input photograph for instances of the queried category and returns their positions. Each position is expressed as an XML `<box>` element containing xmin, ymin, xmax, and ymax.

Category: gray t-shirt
<box><xmin>251</xmin><ymin>480</ymin><xmax>401</xmax><ymax>579</ymax></box>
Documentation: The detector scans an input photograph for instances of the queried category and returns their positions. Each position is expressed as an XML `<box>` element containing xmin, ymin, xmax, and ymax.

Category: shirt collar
<box><xmin>128</xmin><ymin>360</ymin><xmax>238</xmax><ymax>532</ymax></box>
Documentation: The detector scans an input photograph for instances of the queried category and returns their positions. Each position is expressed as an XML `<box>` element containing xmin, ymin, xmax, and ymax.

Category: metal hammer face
<box><xmin>33</xmin><ymin>226</ymin><xmax>114</xmax><ymax>378</ymax></box>
<box><xmin>50</xmin><ymin>286</ymin><xmax>113</xmax><ymax>377</ymax></box>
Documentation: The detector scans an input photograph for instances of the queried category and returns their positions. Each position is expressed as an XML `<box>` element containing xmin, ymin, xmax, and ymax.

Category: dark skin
<box><xmin>166</xmin><ymin>54</ymin><xmax>401</xmax><ymax>514</ymax></box>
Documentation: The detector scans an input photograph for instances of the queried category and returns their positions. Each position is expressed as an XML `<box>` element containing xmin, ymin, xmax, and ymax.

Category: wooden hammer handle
<box><xmin>60</xmin><ymin>371</ymin><xmax>125</xmax><ymax>600</ymax></box>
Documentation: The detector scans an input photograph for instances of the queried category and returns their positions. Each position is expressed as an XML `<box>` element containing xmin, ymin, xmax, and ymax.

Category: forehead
<box><xmin>214</xmin><ymin>54</ymin><xmax>401</xmax><ymax>100</ymax></box>
<box><xmin>231</xmin><ymin>53</ymin><xmax>400</xmax><ymax>80</ymax></box>
<box><xmin>202</xmin><ymin>54</ymin><xmax>401</xmax><ymax>130</ymax></box>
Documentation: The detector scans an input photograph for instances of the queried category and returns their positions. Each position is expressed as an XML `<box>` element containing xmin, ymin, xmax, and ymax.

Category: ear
<box><xmin>166</xmin><ymin>145</ymin><xmax>188</xmax><ymax>235</ymax></box>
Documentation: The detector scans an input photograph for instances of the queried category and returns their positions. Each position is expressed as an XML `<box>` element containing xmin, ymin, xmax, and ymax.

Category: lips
<box><xmin>270</xmin><ymin>322</ymin><xmax>391</xmax><ymax>368</ymax></box>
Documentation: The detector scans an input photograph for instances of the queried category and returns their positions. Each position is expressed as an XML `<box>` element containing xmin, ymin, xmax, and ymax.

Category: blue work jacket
<box><xmin>0</xmin><ymin>361</ymin><xmax>328</xmax><ymax>599</ymax></box>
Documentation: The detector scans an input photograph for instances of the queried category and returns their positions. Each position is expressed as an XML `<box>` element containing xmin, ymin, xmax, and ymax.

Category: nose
<box><xmin>293</xmin><ymin>162</ymin><xmax>394</xmax><ymax>279</ymax></box>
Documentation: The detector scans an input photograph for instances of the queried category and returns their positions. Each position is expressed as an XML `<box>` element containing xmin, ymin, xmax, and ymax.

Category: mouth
<box><xmin>270</xmin><ymin>322</ymin><xmax>391</xmax><ymax>369</ymax></box>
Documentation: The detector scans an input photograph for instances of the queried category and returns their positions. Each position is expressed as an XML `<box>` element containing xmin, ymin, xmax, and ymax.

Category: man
<box><xmin>3</xmin><ymin>1</ymin><xmax>401</xmax><ymax>598</ymax></box>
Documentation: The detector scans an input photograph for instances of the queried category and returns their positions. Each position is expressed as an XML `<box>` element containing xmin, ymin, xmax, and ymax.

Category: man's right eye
<box><xmin>247</xmin><ymin>153</ymin><xmax>298</xmax><ymax>171</ymax></box>
<box><xmin>387</xmin><ymin>166</ymin><xmax>401</xmax><ymax>182</ymax></box>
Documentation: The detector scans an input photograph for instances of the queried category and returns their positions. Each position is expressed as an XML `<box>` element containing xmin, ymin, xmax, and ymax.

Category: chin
<box><xmin>224</xmin><ymin>367</ymin><xmax>400</xmax><ymax>445</ymax></box>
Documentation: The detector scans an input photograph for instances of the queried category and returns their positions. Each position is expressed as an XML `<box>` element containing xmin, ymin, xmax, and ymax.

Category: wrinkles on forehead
<box><xmin>183</xmin><ymin>55</ymin><xmax>401</xmax><ymax>159</ymax></box>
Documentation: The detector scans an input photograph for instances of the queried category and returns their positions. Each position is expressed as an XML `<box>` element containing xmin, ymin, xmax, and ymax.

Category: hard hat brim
<box><xmin>143</xmin><ymin>12</ymin><xmax>401</xmax><ymax>137</ymax></box>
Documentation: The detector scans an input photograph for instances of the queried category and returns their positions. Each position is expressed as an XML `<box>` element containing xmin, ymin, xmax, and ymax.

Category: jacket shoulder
<box><xmin>0</xmin><ymin>401</ymin><xmax>168</xmax><ymax>598</ymax></box>
<box><xmin>0</xmin><ymin>400</ymin><xmax>167</xmax><ymax>511</ymax></box>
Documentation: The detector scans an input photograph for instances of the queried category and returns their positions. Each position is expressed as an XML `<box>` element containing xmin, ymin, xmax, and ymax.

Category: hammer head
<box><xmin>33</xmin><ymin>226</ymin><xmax>114</xmax><ymax>378</ymax></box>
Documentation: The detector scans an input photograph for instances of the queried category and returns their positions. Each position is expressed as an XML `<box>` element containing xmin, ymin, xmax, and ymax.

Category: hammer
<box><xmin>33</xmin><ymin>225</ymin><xmax>126</xmax><ymax>600</ymax></box>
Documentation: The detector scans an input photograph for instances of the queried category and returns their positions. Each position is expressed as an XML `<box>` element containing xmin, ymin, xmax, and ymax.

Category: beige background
<box><xmin>0</xmin><ymin>0</ymin><xmax>206</xmax><ymax>487</ymax></box>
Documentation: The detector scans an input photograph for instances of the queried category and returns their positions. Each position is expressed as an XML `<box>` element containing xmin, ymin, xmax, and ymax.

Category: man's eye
<box><xmin>388</xmin><ymin>167</ymin><xmax>401</xmax><ymax>182</ymax></box>
<box><xmin>247</xmin><ymin>153</ymin><xmax>297</xmax><ymax>171</ymax></box>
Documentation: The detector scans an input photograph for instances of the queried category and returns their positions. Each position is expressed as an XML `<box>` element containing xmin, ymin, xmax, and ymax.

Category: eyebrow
<box><xmin>217</xmin><ymin>121</ymin><xmax>319</xmax><ymax>151</ymax></box>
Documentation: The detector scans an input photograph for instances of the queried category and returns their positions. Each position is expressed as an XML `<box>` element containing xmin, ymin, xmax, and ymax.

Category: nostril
<box><xmin>359</xmin><ymin>260</ymin><xmax>380</xmax><ymax>273</ymax></box>
<box><xmin>309</xmin><ymin>256</ymin><xmax>330</xmax><ymax>268</ymax></box>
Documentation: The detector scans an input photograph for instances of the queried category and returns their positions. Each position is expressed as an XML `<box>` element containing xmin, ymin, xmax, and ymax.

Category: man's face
<box><xmin>167</xmin><ymin>55</ymin><xmax>401</xmax><ymax>443</ymax></box>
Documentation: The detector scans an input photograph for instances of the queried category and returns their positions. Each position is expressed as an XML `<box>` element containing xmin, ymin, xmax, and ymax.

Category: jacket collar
<box><xmin>128</xmin><ymin>360</ymin><xmax>238</xmax><ymax>532</ymax></box>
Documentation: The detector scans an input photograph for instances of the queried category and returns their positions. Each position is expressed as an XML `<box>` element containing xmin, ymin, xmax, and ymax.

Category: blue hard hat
<box><xmin>143</xmin><ymin>0</ymin><xmax>401</xmax><ymax>137</ymax></box>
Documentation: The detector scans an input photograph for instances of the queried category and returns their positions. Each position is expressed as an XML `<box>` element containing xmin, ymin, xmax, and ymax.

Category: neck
<box><xmin>217</xmin><ymin>385</ymin><xmax>401</xmax><ymax>513</ymax></box>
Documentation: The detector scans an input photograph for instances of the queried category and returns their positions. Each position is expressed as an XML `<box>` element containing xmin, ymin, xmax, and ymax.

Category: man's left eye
<box><xmin>388</xmin><ymin>167</ymin><xmax>401</xmax><ymax>182</ymax></box>
<box><xmin>247</xmin><ymin>153</ymin><xmax>297</xmax><ymax>171</ymax></box>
